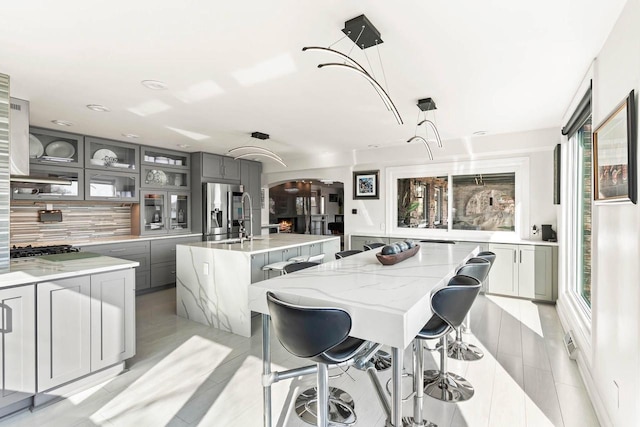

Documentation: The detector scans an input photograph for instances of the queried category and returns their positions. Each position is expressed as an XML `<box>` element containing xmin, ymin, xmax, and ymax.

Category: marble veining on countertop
<box><xmin>14</xmin><ymin>233</ymin><xmax>203</xmax><ymax>248</ymax></box>
<box><xmin>0</xmin><ymin>254</ymin><xmax>139</xmax><ymax>288</ymax></box>
<box><xmin>179</xmin><ymin>234</ymin><xmax>340</xmax><ymax>255</ymax></box>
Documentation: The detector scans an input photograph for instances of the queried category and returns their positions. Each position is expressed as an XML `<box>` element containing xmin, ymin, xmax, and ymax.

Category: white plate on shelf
<box><xmin>45</xmin><ymin>140</ymin><xmax>75</xmax><ymax>159</ymax></box>
<box><xmin>112</xmin><ymin>163</ymin><xmax>131</xmax><ymax>169</ymax></box>
<box><xmin>29</xmin><ymin>134</ymin><xmax>44</xmax><ymax>158</ymax></box>
<box><xmin>93</xmin><ymin>148</ymin><xmax>118</xmax><ymax>163</ymax></box>
<box><xmin>146</xmin><ymin>170</ymin><xmax>167</xmax><ymax>185</ymax></box>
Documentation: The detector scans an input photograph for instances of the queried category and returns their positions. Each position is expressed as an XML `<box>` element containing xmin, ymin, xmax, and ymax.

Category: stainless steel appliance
<box><xmin>204</xmin><ymin>183</ymin><xmax>243</xmax><ymax>241</ymax></box>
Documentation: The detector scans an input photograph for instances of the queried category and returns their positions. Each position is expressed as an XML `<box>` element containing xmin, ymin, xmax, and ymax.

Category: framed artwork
<box><xmin>593</xmin><ymin>89</ymin><xmax>637</xmax><ymax>204</ymax></box>
<box><xmin>353</xmin><ymin>170</ymin><xmax>379</xmax><ymax>199</ymax></box>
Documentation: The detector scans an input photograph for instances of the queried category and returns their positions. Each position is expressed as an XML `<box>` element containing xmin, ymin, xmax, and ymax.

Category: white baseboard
<box><xmin>556</xmin><ymin>298</ymin><xmax>611</xmax><ymax>427</ymax></box>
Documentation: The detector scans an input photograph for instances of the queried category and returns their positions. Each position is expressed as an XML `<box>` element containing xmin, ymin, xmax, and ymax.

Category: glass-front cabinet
<box><xmin>12</xmin><ymin>165</ymin><xmax>84</xmax><ymax>201</ymax></box>
<box><xmin>29</xmin><ymin>127</ymin><xmax>84</xmax><ymax>168</ymax></box>
<box><xmin>85</xmin><ymin>137</ymin><xmax>139</xmax><ymax>171</ymax></box>
<box><xmin>85</xmin><ymin>170</ymin><xmax>139</xmax><ymax>202</ymax></box>
<box><xmin>141</xmin><ymin>166</ymin><xmax>189</xmax><ymax>190</ymax></box>
<box><xmin>141</xmin><ymin>146</ymin><xmax>189</xmax><ymax>170</ymax></box>
<box><xmin>140</xmin><ymin>190</ymin><xmax>190</xmax><ymax>235</ymax></box>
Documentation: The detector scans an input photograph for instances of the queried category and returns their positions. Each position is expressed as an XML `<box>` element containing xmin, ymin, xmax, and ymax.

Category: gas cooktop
<box><xmin>10</xmin><ymin>244</ymin><xmax>80</xmax><ymax>258</ymax></box>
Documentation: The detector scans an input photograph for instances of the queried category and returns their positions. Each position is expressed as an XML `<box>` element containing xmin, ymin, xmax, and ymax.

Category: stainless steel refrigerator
<box><xmin>204</xmin><ymin>183</ymin><xmax>243</xmax><ymax>241</ymax></box>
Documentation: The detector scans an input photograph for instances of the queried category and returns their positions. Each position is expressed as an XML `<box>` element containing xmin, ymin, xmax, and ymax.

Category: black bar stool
<box><xmin>283</xmin><ymin>262</ymin><xmax>320</xmax><ymax>274</ymax></box>
<box><xmin>363</xmin><ymin>242</ymin><xmax>385</xmax><ymax>251</ymax></box>
<box><xmin>266</xmin><ymin>292</ymin><xmax>372</xmax><ymax>426</ymax></box>
<box><xmin>445</xmin><ymin>257</ymin><xmax>492</xmax><ymax>361</ymax></box>
<box><xmin>415</xmin><ymin>275</ymin><xmax>482</xmax><ymax>403</ymax></box>
<box><xmin>335</xmin><ymin>250</ymin><xmax>362</xmax><ymax>259</ymax></box>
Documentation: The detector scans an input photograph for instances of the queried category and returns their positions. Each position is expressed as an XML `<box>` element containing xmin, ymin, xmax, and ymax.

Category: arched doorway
<box><xmin>268</xmin><ymin>180</ymin><xmax>344</xmax><ymax>235</ymax></box>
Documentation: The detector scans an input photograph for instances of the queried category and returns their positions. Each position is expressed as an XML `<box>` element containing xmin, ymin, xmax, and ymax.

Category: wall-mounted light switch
<box><xmin>352</xmin><ymin>209</ymin><xmax>357</xmax><ymax>214</ymax></box>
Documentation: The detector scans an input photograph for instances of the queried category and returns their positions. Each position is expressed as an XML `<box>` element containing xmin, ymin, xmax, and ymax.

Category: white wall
<box><xmin>265</xmin><ymin>127</ymin><xmax>559</xmax><ymax>246</ymax></box>
<box><xmin>557</xmin><ymin>1</ymin><xmax>640</xmax><ymax>425</ymax></box>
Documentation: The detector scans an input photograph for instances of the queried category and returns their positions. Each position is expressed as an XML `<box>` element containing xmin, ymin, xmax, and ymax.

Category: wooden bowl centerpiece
<box><xmin>375</xmin><ymin>241</ymin><xmax>420</xmax><ymax>265</ymax></box>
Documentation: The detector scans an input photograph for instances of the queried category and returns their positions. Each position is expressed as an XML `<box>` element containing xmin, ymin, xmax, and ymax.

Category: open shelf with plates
<box><xmin>141</xmin><ymin>165</ymin><xmax>189</xmax><ymax>190</ymax></box>
<box><xmin>29</xmin><ymin>127</ymin><xmax>84</xmax><ymax>168</ymax></box>
<box><xmin>85</xmin><ymin>137</ymin><xmax>139</xmax><ymax>171</ymax></box>
<box><xmin>139</xmin><ymin>190</ymin><xmax>190</xmax><ymax>235</ymax></box>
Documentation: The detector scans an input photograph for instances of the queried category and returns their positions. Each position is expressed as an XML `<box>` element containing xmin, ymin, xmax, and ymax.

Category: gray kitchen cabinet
<box><xmin>29</xmin><ymin>127</ymin><xmax>84</xmax><ymax>168</ymax></box>
<box><xmin>90</xmin><ymin>270</ymin><xmax>136</xmax><ymax>371</ymax></box>
<box><xmin>140</xmin><ymin>190</ymin><xmax>191</xmax><ymax>235</ymax></box>
<box><xmin>487</xmin><ymin>243</ymin><xmax>556</xmax><ymax>301</ymax></box>
<box><xmin>150</xmin><ymin>236</ymin><xmax>202</xmax><ymax>288</ymax></box>
<box><xmin>85</xmin><ymin>169</ymin><xmax>139</xmax><ymax>202</ymax></box>
<box><xmin>350</xmin><ymin>235</ymin><xmax>389</xmax><ymax>251</ymax></box>
<box><xmin>37</xmin><ymin>276</ymin><xmax>92</xmax><ymax>392</ymax></box>
<box><xmin>84</xmin><ymin>136</ymin><xmax>139</xmax><ymax>171</ymax></box>
<box><xmin>11</xmin><ymin>164</ymin><xmax>84</xmax><ymax>201</ymax></box>
<box><xmin>140</xmin><ymin>146</ymin><xmax>190</xmax><ymax>171</ymax></box>
<box><xmin>78</xmin><ymin>241</ymin><xmax>151</xmax><ymax>290</ymax></box>
<box><xmin>299</xmin><ymin>242</ymin><xmax>323</xmax><ymax>258</ymax></box>
<box><xmin>0</xmin><ymin>285</ymin><xmax>36</xmax><ymax>409</ymax></box>
<box><xmin>266</xmin><ymin>247</ymin><xmax>300</xmax><ymax>279</ymax></box>
<box><xmin>240</xmin><ymin>158</ymin><xmax>263</xmax><ymax>236</ymax></box>
<box><xmin>250</xmin><ymin>253</ymin><xmax>267</xmax><ymax>283</ymax></box>
<box><xmin>201</xmin><ymin>153</ymin><xmax>240</xmax><ymax>181</ymax></box>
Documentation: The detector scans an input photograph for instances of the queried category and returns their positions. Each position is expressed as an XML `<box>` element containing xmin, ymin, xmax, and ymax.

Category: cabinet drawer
<box><xmin>136</xmin><ymin>270</ymin><xmax>151</xmax><ymax>290</ymax></box>
<box><xmin>151</xmin><ymin>237</ymin><xmax>201</xmax><ymax>264</ymax></box>
<box><xmin>80</xmin><ymin>241</ymin><xmax>150</xmax><ymax>257</ymax></box>
<box><xmin>150</xmin><ymin>263</ymin><xmax>177</xmax><ymax>288</ymax></box>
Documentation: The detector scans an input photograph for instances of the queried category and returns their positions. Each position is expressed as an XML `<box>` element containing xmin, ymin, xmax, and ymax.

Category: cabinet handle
<box><xmin>513</xmin><ymin>250</ymin><xmax>516</xmax><ymax>263</ymax></box>
<box><xmin>110</xmin><ymin>248</ymin><xmax>127</xmax><ymax>253</ymax></box>
<box><xmin>519</xmin><ymin>250</ymin><xmax>522</xmax><ymax>263</ymax></box>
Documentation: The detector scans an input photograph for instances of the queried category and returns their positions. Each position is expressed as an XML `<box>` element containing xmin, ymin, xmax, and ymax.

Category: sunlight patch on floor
<box><xmin>487</xmin><ymin>295</ymin><xmax>544</xmax><ymax>337</ymax></box>
<box><xmin>91</xmin><ymin>335</ymin><xmax>231</xmax><ymax>425</ymax></box>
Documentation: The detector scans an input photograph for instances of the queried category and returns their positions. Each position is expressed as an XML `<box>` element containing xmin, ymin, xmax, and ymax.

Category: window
<box><xmin>575</xmin><ymin>118</ymin><xmax>593</xmax><ymax>307</ymax></box>
<box><xmin>451</xmin><ymin>173</ymin><xmax>516</xmax><ymax>231</ymax></box>
<box><xmin>397</xmin><ymin>177</ymin><xmax>448</xmax><ymax>229</ymax></box>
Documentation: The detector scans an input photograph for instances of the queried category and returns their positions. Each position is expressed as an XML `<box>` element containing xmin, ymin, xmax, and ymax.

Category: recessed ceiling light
<box><xmin>141</xmin><ymin>80</ymin><xmax>168</xmax><ymax>90</ymax></box>
<box><xmin>368</xmin><ymin>144</ymin><xmax>379</xmax><ymax>148</ymax></box>
<box><xmin>87</xmin><ymin>104</ymin><xmax>110</xmax><ymax>112</ymax></box>
<box><xmin>177</xmin><ymin>144</ymin><xmax>190</xmax><ymax>148</ymax></box>
<box><xmin>472</xmin><ymin>131</ymin><xmax>487</xmax><ymax>136</ymax></box>
<box><xmin>122</xmin><ymin>133</ymin><xmax>140</xmax><ymax>139</ymax></box>
<box><xmin>51</xmin><ymin>119</ymin><xmax>73</xmax><ymax>126</ymax></box>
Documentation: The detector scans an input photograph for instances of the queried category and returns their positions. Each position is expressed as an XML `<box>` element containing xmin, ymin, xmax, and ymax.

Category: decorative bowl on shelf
<box><xmin>376</xmin><ymin>244</ymin><xmax>420</xmax><ymax>265</ymax></box>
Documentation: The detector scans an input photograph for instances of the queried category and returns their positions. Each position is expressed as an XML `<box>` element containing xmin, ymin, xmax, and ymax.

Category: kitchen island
<box><xmin>176</xmin><ymin>234</ymin><xmax>340</xmax><ymax>337</ymax></box>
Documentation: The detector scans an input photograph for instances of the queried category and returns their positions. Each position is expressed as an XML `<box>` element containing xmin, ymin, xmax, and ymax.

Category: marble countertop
<box><xmin>0</xmin><ymin>253</ymin><xmax>139</xmax><ymax>288</ymax></box>
<box><xmin>351</xmin><ymin>232</ymin><xmax>559</xmax><ymax>247</ymax></box>
<box><xmin>249</xmin><ymin>242</ymin><xmax>479</xmax><ymax>349</ymax></box>
<box><xmin>179</xmin><ymin>234</ymin><xmax>340</xmax><ymax>255</ymax></box>
<box><xmin>16</xmin><ymin>233</ymin><xmax>203</xmax><ymax>248</ymax></box>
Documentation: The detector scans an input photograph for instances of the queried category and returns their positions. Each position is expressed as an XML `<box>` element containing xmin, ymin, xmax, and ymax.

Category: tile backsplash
<box><xmin>10</xmin><ymin>201</ymin><xmax>134</xmax><ymax>244</ymax></box>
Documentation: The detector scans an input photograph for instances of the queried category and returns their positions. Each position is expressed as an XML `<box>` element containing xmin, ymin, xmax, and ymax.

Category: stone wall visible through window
<box><xmin>397</xmin><ymin>177</ymin><xmax>448</xmax><ymax>229</ymax></box>
<box><xmin>452</xmin><ymin>173</ymin><xmax>516</xmax><ymax>232</ymax></box>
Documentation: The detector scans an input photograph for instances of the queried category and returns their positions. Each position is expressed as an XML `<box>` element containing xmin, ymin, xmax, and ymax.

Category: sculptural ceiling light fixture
<box><xmin>407</xmin><ymin>97</ymin><xmax>443</xmax><ymax>161</ymax></box>
<box><xmin>228</xmin><ymin>132</ymin><xmax>287</xmax><ymax>167</ymax></box>
<box><xmin>303</xmin><ymin>14</ymin><xmax>403</xmax><ymax>125</ymax></box>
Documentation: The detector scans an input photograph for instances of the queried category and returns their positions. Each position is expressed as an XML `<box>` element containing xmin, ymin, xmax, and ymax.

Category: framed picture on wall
<box><xmin>353</xmin><ymin>170</ymin><xmax>380</xmax><ymax>199</ymax></box>
<box><xmin>593</xmin><ymin>89</ymin><xmax>637</xmax><ymax>204</ymax></box>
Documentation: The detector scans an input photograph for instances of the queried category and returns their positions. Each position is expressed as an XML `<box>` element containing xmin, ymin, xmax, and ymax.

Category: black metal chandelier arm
<box><xmin>417</xmin><ymin>119</ymin><xmax>443</xmax><ymax>148</ymax></box>
<box><xmin>302</xmin><ymin>46</ymin><xmax>391</xmax><ymax>112</ymax></box>
<box><xmin>317</xmin><ymin>62</ymin><xmax>403</xmax><ymax>125</ymax></box>
<box><xmin>232</xmin><ymin>152</ymin><xmax>287</xmax><ymax>168</ymax></box>
<box><xmin>407</xmin><ymin>135</ymin><xmax>434</xmax><ymax>160</ymax></box>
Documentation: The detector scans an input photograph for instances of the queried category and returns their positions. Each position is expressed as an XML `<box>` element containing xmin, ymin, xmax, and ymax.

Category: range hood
<box><xmin>9</xmin><ymin>97</ymin><xmax>71</xmax><ymax>185</ymax></box>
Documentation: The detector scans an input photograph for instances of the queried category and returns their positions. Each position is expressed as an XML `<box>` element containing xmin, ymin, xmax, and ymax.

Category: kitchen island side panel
<box><xmin>176</xmin><ymin>245</ymin><xmax>252</xmax><ymax>337</ymax></box>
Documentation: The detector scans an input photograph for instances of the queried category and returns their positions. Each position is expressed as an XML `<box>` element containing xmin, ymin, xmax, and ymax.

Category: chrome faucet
<box><xmin>239</xmin><ymin>192</ymin><xmax>254</xmax><ymax>241</ymax></box>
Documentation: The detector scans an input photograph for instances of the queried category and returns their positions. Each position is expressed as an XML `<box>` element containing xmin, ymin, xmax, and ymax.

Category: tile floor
<box><xmin>0</xmin><ymin>289</ymin><xmax>600</xmax><ymax>427</ymax></box>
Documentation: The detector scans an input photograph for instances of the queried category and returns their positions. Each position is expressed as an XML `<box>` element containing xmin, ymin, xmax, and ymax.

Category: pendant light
<box><xmin>407</xmin><ymin>98</ymin><xmax>443</xmax><ymax>160</ymax></box>
<box><xmin>228</xmin><ymin>132</ymin><xmax>287</xmax><ymax>167</ymax></box>
<box><xmin>303</xmin><ymin>14</ymin><xmax>403</xmax><ymax>125</ymax></box>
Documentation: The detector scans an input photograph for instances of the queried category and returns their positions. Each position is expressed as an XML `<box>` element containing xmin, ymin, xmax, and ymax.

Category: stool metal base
<box><xmin>401</xmin><ymin>416</ymin><xmax>438</xmax><ymax>427</ymax></box>
<box><xmin>423</xmin><ymin>370</ymin><xmax>474</xmax><ymax>402</ymax></box>
<box><xmin>371</xmin><ymin>349</ymin><xmax>392</xmax><ymax>371</ymax></box>
<box><xmin>447</xmin><ymin>339</ymin><xmax>484</xmax><ymax>361</ymax></box>
<box><xmin>295</xmin><ymin>387</ymin><xmax>356</xmax><ymax>426</ymax></box>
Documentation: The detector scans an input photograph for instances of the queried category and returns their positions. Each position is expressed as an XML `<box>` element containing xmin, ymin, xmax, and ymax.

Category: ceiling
<box><xmin>0</xmin><ymin>0</ymin><xmax>627</xmax><ymax>169</ymax></box>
